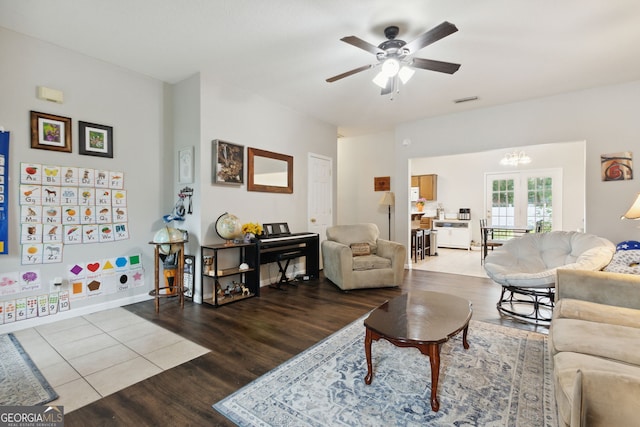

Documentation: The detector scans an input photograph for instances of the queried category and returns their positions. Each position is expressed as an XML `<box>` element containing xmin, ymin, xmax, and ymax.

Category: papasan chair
<box><xmin>484</xmin><ymin>230</ymin><xmax>615</xmax><ymax>323</ymax></box>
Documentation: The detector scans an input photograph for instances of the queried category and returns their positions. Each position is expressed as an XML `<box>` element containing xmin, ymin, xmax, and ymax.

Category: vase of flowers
<box><xmin>416</xmin><ymin>198</ymin><xmax>427</xmax><ymax>212</ymax></box>
<box><xmin>241</xmin><ymin>222</ymin><xmax>263</xmax><ymax>243</ymax></box>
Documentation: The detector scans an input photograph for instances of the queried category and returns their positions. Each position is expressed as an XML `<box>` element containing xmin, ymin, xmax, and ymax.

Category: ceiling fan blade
<box><xmin>340</xmin><ymin>36</ymin><xmax>384</xmax><ymax>55</ymax></box>
<box><xmin>326</xmin><ymin>64</ymin><xmax>372</xmax><ymax>83</ymax></box>
<box><xmin>404</xmin><ymin>21</ymin><xmax>458</xmax><ymax>54</ymax></box>
<box><xmin>411</xmin><ymin>57</ymin><xmax>461</xmax><ymax>74</ymax></box>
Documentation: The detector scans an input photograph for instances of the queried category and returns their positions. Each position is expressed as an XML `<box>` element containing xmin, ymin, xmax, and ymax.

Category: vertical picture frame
<box><xmin>178</xmin><ymin>146</ymin><xmax>194</xmax><ymax>184</ymax></box>
<box><xmin>213</xmin><ymin>139</ymin><xmax>244</xmax><ymax>185</ymax></box>
<box><xmin>30</xmin><ymin>111</ymin><xmax>72</xmax><ymax>153</ymax></box>
<box><xmin>79</xmin><ymin>121</ymin><xmax>113</xmax><ymax>158</ymax></box>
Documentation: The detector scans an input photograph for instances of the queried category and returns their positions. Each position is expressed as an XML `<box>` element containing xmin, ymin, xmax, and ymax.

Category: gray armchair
<box><xmin>321</xmin><ymin>223</ymin><xmax>406</xmax><ymax>290</ymax></box>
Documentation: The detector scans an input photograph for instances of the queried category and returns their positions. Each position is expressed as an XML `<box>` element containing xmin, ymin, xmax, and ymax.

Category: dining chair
<box><xmin>480</xmin><ymin>219</ymin><xmax>504</xmax><ymax>264</ymax></box>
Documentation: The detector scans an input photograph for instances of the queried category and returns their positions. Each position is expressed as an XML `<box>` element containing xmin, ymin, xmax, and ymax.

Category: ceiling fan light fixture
<box><xmin>372</xmin><ymin>72</ymin><xmax>389</xmax><ymax>89</ymax></box>
<box><xmin>380</xmin><ymin>58</ymin><xmax>400</xmax><ymax>77</ymax></box>
<box><xmin>398</xmin><ymin>66</ymin><xmax>415</xmax><ymax>84</ymax></box>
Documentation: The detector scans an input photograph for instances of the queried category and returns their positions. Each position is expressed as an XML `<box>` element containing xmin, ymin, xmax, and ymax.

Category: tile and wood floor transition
<box><xmin>13</xmin><ymin>248</ymin><xmax>544</xmax><ymax>425</ymax></box>
<box><xmin>13</xmin><ymin>307</ymin><xmax>209</xmax><ymax>412</ymax></box>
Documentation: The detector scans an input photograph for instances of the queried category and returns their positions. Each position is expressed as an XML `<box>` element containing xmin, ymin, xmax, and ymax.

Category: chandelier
<box><xmin>500</xmin><ymin>151</ymin><xmax>531</xmax><ymax>166</ymax></box>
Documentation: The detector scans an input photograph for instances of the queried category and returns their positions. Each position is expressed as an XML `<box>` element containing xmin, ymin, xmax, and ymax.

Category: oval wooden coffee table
<box><xmin>364</xmin><ymin>291</ymin><xmax>473</xmax><ymax>412</ymax></box>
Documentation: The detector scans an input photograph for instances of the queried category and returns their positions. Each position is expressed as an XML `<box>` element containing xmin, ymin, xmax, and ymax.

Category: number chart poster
<box><xmin>0</xmin><ymin>131</ymin><xmax>8</xmax><ymax>255</ymax></box>
<box><xmin>0</xmin><ymin>254</ymin><xmax>144</xmax><ymax>324</ymax></box>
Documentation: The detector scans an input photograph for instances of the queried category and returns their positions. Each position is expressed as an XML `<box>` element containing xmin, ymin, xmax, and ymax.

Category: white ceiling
<box><xmin>2</xmin><ymin>0</ymin><xmax>640</xmax><ymax>137</ymax></box>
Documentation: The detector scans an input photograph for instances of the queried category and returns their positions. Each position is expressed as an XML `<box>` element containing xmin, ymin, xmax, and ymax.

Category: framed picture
<box><xmin>374</xmin><ymin>176</ymin><xmax>390</xmax><ymax>191</ymax></box>
<box><xmin>79</xmin><ymin>121</ymin><xmax>113</xmax><ymax>158</ymax></box>
<box><xmin>601</xmin><ymin>151</ymin><xmax>633</xmax><ymax>181</ymax></box>
<box><xmin>178</xmin><ymin>146</ymin><xmax>194</xmax><ymax>184</ymax></box>
<box><xmin>213</xmin><ymin>139</ymin><xmax>244</xmax><ymax>184</ymax></box>
<box><xmin>30</xmin><ymin>111</ymin><xmax>72</xmax><ymax>152</ymax></box>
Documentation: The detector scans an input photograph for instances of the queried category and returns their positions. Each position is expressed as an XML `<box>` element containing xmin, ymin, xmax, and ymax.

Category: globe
<box><xmin>215</xmin><ymin>212</ymin><xmax>242</xmax><ymax>241</ymax></box>
<box><xmin>153</xmin><ymin>226</ymin><xmax>184</xmax><ymax>254</ymax></box>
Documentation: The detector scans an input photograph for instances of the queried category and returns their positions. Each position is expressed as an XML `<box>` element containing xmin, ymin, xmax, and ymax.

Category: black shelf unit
<box><xmin>200</xmin><ymin>242</ymin><xmax>260</xmax><ymax>307</ymax></box>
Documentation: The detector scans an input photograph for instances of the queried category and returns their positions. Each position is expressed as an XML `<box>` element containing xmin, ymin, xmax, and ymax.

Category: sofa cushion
<box><xmin>350</xmin><ymin>242</ymin><xmax>371</xmax><ymax>257</ymax></box>
<box><xmin>554</xmin><ymin>298</ymin><xmax>640</xmax><ymax>328</ymax></box>
<box><xmin>352</xmin><ymin>254</ymin><xmax>391</xmax><ymax>271</ymax></box>
<box><xmin>554</xmin><ymin>352</ymin><xmax>640</xmax><ymax>427</ymax></box>
<box><xmin>603</xmin><ymin>249</ymin><xmax>640</xmax><ymax>274</ymax></box>
<box><xmin>550</xmin><ymin>318</ymin><xmax>640</xmax><ymax>364</ymax></box>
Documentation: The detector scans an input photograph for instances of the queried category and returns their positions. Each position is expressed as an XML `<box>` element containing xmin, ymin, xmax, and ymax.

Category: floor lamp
<box><xmin>379</xmin><ymin>191</ymin><xmax>395</xmax><ymax>240</ymax></box>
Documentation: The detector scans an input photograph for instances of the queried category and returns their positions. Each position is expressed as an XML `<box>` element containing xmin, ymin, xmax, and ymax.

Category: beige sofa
<box><xmin>550</xmin><ymin>269</ymin><xmax>640</xmax><ymax>427</ymax></box>
<box><xmin>321</xmin><ymin>223</ymin><xmax>406</xmax><ymax>290</ymax></box>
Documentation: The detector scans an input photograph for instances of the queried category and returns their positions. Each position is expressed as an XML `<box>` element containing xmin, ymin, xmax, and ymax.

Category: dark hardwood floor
<box><xmin>64</xmin><ymin>270</ymin><xmax>546</xmax><ymax>426</ymax></box>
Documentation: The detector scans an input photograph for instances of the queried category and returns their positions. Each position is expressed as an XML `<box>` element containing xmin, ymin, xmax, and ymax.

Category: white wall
<box><xmin>410</xmin><ymin>141</ymin><xmax>586</xmax><ymax>242</ymax></box>
<box><xmin>173</xmin><ymin>72</ymin><xmax>337</xmax><ymax>296</ymax></box>
<box><xmin>338</xmin><ymin>81</ymin><xmax>640</xmax><ymax>257</ymax></box>
<box><xmin>0</xmin><ymin>28</ymin><xmax>167</xmax><ymax>331</ymax></box>
<box><xmin>393</xmin><ymin>81</ymin><xmax>640</xmax><ymax>252</ymax></box>
<box><xmin>337</xmin><ymin>131</ymin><xmax>396</xmax><ymax>239</ymax></box>
<box><xmin>0</xmin><ymin>28</ymin><xmax>338</xmax><ymax>328</ymax></box>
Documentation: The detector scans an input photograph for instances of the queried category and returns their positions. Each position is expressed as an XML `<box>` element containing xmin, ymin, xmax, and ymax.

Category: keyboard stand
<box><xmin>270</xmin><ymin>250</ymin><xmax>303</xmax><ymax>289</ymax></box>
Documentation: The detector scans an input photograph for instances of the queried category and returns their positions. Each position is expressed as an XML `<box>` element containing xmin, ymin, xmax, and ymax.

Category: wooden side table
<box><xmin>149</xmin><ymin>241</ymin><xmax>186</xmax><ymax>313</ymax></box>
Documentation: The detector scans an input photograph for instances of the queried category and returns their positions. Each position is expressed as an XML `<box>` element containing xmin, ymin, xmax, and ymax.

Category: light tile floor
<box><xmin>412</xmin><ymin>247</ymin><xmax>489</xmax><ymax>278</ymax></box>
<box><xmin>12</xmin><ymin>307</ymin><xmax>209</xmax><ymax>413</ymax></box>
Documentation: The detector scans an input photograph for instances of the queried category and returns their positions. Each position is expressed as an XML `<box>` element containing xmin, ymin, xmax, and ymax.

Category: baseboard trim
<box><xmin>0</xmin><ymin>293</ymin><xmax>153</xmax><ymax>334</ymax></box>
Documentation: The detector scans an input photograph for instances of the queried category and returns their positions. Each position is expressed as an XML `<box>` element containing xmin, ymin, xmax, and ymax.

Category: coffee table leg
<box><xmin>364</xmin><ymin>328</ymin><xmax>373</xmax><ymax>385</ymax></box>
<box><xmin>426</xmin><ymin>344</ymin><xmax>441</xmax><ymax>412</ymax></box>
<box><xmin>462</xmin><ymin>324</ymin><xmax>470</xmax><ymax>349</ymax></box>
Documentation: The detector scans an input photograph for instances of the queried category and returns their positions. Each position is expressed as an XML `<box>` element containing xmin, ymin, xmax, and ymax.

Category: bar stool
<box><xmin>411</xmin><ymin>229</ymin><xmax>424</xmax><ymax>262</ymax></box>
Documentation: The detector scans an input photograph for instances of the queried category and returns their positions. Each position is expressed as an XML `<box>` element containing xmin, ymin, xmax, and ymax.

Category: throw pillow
<box><xmin>350</xmin><ymin>242</ymin><xmax>371</xmax><ymax>257</ymax></box>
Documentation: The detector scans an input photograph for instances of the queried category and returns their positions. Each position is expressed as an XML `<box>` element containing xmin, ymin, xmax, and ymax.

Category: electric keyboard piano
<box><xmin>251</xmin><ymin>223</ymin><xmax>320</xmax><ymax>287</ymax></box>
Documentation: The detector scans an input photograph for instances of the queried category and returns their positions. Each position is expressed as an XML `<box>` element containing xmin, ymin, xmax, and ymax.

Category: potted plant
<box><xmin>241</xmin><ymin>222</ymin><xmax>263</xmax><ymax>243</ymax></box>
<box><xmin>416</xmin><ymin>198</ymin><xmax>427</xmax><ymax>212</ymax></box>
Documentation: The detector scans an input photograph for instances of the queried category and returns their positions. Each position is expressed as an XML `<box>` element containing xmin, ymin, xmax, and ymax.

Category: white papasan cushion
<box><xmin>484</xmin><ymin>231</ymin><xmax>615</xmax><ymax>288</ymax></box>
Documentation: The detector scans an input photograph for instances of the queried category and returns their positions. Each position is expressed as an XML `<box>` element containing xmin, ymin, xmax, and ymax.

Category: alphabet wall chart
<box><xmin>19</xmin><ymin>163</ymin><xmax>129</xmax><ymax>264</ymax></box>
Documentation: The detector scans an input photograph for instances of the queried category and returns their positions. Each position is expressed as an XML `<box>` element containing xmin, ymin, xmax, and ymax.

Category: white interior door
<box><xmin>308</xmin><ymin>153</ymin><xmax>332</xmax><ymax>268</ymax></box>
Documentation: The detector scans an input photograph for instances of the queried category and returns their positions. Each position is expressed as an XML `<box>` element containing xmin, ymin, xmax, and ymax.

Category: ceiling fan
<box><xmin>326</xmin><ymin>21</ymin><xmax>461</xmax><ymax>96</ymax></box>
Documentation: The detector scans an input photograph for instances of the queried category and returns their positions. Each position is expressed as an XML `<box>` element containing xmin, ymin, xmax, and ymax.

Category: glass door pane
<box><xmin>487</xmin><ymin>174</ymin><xmax>517</xmax><ymax>227</ymax></box>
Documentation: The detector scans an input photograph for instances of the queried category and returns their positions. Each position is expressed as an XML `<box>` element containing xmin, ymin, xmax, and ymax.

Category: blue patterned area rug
<box><xmin>214</xmin><ymin>318</ymin><xmax>557</xmax><ymax>426</ymax></box>
<box><xmin>0</xmin><ymin>333</ymin><xmax>58</xmax><ymax>406</ymax></box>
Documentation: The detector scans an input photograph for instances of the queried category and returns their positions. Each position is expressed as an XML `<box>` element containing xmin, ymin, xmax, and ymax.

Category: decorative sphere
<box><xmin>153</xmin><ymin>226</ymin><xmax>184</xmax><ymax>255</ymax></box>
<box><xmin>215</xmin><ymin>213</ymin><xmax>242</xmax><ymax>240</ymax></box>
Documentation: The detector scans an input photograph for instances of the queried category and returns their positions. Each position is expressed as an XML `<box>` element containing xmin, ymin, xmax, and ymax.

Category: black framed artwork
<box><xmin>79</xmin><ymin>121</ymin><xmax>113</xmax><ymax>158</ymax></box>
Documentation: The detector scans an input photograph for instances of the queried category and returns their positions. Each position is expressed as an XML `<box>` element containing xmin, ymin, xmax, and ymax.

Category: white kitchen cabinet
<box><xmin>433</xmin><ymin>220</ymin><xmax>472</xmax><ymax>250</ymax></box>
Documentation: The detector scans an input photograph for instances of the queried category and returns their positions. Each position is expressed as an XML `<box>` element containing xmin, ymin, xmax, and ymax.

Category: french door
<box><xmin>485</xmin><ymin>169</ymin><xmax>562</xmax><ymax>231</ymax></box>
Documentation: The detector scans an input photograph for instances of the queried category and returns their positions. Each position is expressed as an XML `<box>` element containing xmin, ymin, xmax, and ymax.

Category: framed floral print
<box><xmin>30</xmin><ymin>111</ymin><xmax>72</xmax><ymax>153</ymax></box>
<box><xmin>79</xmin><ymin>121</ymin><xmax>113</xmax><ymax>158</ymax></box>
